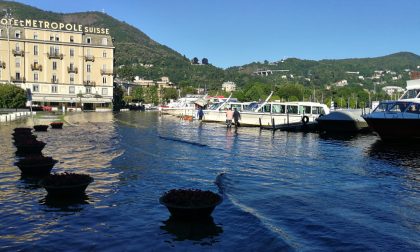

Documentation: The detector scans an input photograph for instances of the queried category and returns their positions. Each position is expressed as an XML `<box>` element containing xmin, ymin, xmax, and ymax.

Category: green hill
<box><xmin>1</xmin><ymin>1</ymin><xmax>420</xmax><ymax>94</ymax></box>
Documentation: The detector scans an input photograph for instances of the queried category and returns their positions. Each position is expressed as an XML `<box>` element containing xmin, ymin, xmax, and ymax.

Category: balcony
<box><xmin>67</xmin><ymin>67</ymin><xmax>78</xmax><ymax>74</ymax></box>
<box><xmin>84</xmin><ymin>55</ymin><xmax>95</xmax><ymax>62</ymax></box>
<box><xmin>11</xmin><ymin>76</ymin><xmax>26</xmax><ymax>83</ymax></box>
<box><xmin>31</xmin><ymin>64</ymin><xmax>43</xmax><ymax>71</ymax></box>
<box><xmin>12</xmin><ymin>49</ymin><xmax>25</xmax><ymax>57</ymax></box>
<box><xmin>83</xmin><ymin>80</ymin><xmax>96</xmax><ymax>86</ymax></box>
<box><xmin>47</xmin><ymin>52</ymin><xmax>64</xmax><ymax>60</ymax></box>
<box><xmin>51</xmin><ymin>78</ymin><xmax>59</xmax><ymax>84</ymax></box>
<box><xmin>0</xmin><ymin>61</ymin><xmax>5</xmax><ymax>69</ymax></box>
<box><xmin>100</xmin><ymin>68</ymin><xmax>114</xmax><ymax>75</ymax></box>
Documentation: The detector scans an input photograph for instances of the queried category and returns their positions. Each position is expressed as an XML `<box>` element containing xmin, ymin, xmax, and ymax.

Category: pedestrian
<box><xmin>226</xmin><ymin>108</ymin><xmax>233</xmax><ymax>128</ymax></box>
<box><xmin>233</xmin><ymin>108</ymin><xmax>241</xmax><ymax>127</ymax></box>
<box><xmin>197</xmin><ymin>106</ymin><xmax>204</xmax><ymax>120</ymax></box>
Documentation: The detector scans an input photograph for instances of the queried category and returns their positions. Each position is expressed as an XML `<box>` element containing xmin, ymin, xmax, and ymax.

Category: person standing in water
<box><xmin>233</xmin><ymin>108</ymin><xmax>241</xmax><ymax>127</ymax></box>
<box><xmin>197</xmin><ymin>106</ymin><xmax>204</xmax><ymax>120</ymax></box>
<box><xmin>226</xmin><ymin>108</ymin><xmax>233</xmax><ymax>128</ymax></box>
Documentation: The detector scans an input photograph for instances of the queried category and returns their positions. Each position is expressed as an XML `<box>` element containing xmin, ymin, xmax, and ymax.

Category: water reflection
<box><xmin>161</xmin><ymin>216</ymin><xmax>223</xmax><ymax>244</ymax></box>
<box><xmin>40</xmin><ymin>194</ymin><xmax>90</xmax><ymax>212</ymax></box>
<box><xmin>368</xmin><ymin>140</ymin><xmax>420</xmax><ymax>169</ymax></box>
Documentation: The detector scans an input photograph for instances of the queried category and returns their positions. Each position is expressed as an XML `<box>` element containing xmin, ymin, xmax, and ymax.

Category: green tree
<box><xmin>132</xmin><ymin>86</ymin><xmax>144</xmax><ymax>102</ymax></box>
<box><xmin>113</xmin><ymin>83</ymin><xmax>125</xmax><ymax>111</ymax></box>
<box><xmin>0</xmin><ymin>84</ymin><xmax>27</xmax><ymax>108</ymax></box>
<box><xmin>143</xmin><ymin>86</ymin><xmax>159</xmax><ymax>105</ymax></box>
<box><xmin>161</xmin><ymin>88</ymin><xmax>178</xmax><ymax>103</ymax></box>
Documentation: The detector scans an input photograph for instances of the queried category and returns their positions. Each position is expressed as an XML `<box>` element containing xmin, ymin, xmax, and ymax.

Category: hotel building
<box><xmin>0</xmin><ymin>17</ymin><xmax>114</xmax><ymax>111</ymax></box>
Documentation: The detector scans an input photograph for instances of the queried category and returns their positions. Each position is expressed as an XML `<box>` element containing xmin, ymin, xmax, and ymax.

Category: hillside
<box><xmin>1</xmin><ymin>1</ymin><xmax>420</xmax><ymax>93</ymax></box>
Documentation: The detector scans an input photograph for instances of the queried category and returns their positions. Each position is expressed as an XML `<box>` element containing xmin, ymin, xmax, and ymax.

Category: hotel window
<box><xmin>15</xmin><ymin>43</ymin><xmax>20</xmax><ymax>51</ymax></box>
<box><xmin>70</xmin><ymin>74</ymin><xmax>74</xmax><ymax>84</ymax></box>
<box><xmin>15</xmin><ymin>30</ymin><xmax>21</xmax><ymax>38</ymax></box>
<box><xmin>70</xmin><ymin>48</ymin><xmax>74</xmax><ymax>57</ymax></box>
<box><xmin>33</xmin><ymin>84</ymin><xmax>39</xmax><ymax>93</ymax></box>
<box><xmin>51</xmin><ymin>85</ymin><xmax>58</xmax><ymax>93</ymax></box>
<box><xmin>33</xmin><ymin>33</ymin><xmax>38</xmax><ymax>40</ymax></box>
<box><xmin>34</xmin><ymin>73</ymin><xmax>39</xmax><ymax>82</ymax></box>
<box><xmin>50</xmin><ymin>34</ymin><xmax>54</xmax><ymax>41</ymax></box>
<box><xmin>87</xmin><ymin>49</ymin><xmax>91</xmax><ymax>56</ymax></box>
<box><xmin>54</xmin><ymin>46</ymin><xmax>60</xmax><ymax>54</ymax></box>
<box><xmin>101</xmin><ymin>38</ymin><xmax>108</xmax><ymax>45</ymax></box>
<box><xmin>102</xmin><ymin>88</ymin><xmax>108</xmax><ymax>96</ymax></box>
<box><xmin>15</xmin><ymin>58</ymin><xmax>20</xmax><ymax>68</ymax></box>
<box><xmin>52</xmin><ymin>61</ymin><xmax>57</xmax><ymax>70</ymax></box>
<box><xmin>55</xmin><ymin>34</ymin><xmax>59</xmax><ymax>42</ymax></box>
<box><xmin>87</xmin><ymin>64</ymin><xmax>91</xmax><ymax>73</ymax></box>
<box><xmin>86</xmin><ymin>87</ymin><xmax>91</xmax><ymax>94</ymax></box>
<box><xmin>103</xmin><ymin>51</ymin><xmax>107</xmax><ymax>58</ymax></box>
<box><xmin>86</xmin><ymin>37</ymin><xmax>91</xmax><ymax>44</ymax></box>
<box><xmin>34</xmin><ymin>45</ymin><xmax>38</xmax><ymax>56</ymax></box>
<box><xmin>15</xmin><ymin>72</ymin><xmax>21</xmax><ymax>80</ymax></box>
<box><xmin>70</xmin><ymin>36</ymin><xmax>74</xmax><ymax>43</ymax></box>
<box><xmin>87</xmin><ymin>74</ymin><xmax>91</xmax><ymax>82</ymax></box>
<box><xmin>69</xmin><ymin>86</ymin><xmax>75</xmax><ymax>94</ymax></box>
<box><xmin>103</xmin><ymin>76</ymin><xmax>107</xmax><ymax>84</ymax></box>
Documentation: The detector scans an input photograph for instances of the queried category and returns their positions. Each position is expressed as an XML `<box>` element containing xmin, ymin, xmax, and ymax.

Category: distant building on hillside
<box><xmin>382</xmin><ymin>86</ymin><xmax>405</xmax><ymax>96</ymax></box>
<box><xmin>222</xmin><ymin>81</ymin><xmax>236</xmax><ymax>92</ymax></box>
<box><xmin>334</xmin><ymin>80</ymin><xmax>348</xmax><ymax>87</ymax></box>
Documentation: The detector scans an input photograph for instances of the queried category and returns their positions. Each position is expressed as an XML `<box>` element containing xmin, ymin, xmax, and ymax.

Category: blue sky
<box><xmin>12</xmin><ymin>0</ymin><xmax>420</xmax><ymax>68</ymax></box>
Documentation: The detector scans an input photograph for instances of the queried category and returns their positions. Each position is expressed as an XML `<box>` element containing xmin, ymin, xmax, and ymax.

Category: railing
<box><xmin>11</xmin><ymin>76</ymin><xmax>26</xmax><ymax>83</ymax></box>
<box><xmin>67</xmin><ymin>67</ymin><xmax>78</xmax><ymax>74</ymax></box>
<box><xmin>100</xmin><ymin>69</ymin><xmax>114</xmax><ymax>75</ymax></box>
<box><xmin>0</xmin><ymin>61</ymin><xmax>5</xmax><ymax>69</ymax></box>
<box><xmin>12</xmin><ymin>49</ymin><xmax>25</xmax><ymax>57</ymax></box>
<box><xmin>31</xmin><ymin>64</ymin><xmax>43</xmax><ymax>71</ymax></box>
<box><xmin>84</xmin><ymin>55</ymin><xmax>95</xmax><ymax>62</ymax></box>
<box><xmin>51</xmin><ymin>78</ymin><xmax>59</xmax><ymax>84</ymax></box>
<box><xmin>83</xmin><ymin>80</ymin><xmax>96</xmax><ymax>86</ymax></box>
<box><xmin>47</xmin><ymin>52</ymin><xmax>64</xmax><ymax>60</ymax></box>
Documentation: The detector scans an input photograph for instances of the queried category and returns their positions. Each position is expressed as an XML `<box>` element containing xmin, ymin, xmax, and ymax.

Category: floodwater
<box><xmin>0</xmin><ymin>112</ymin><xmax>419</xmax><ymax>251</ymax></box>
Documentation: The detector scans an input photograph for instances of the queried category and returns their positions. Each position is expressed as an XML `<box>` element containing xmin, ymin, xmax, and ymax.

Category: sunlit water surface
<box><xmin>0</xmin><ymin>112</ymin><xmax>419</xmax><ymax>251</ymax></box>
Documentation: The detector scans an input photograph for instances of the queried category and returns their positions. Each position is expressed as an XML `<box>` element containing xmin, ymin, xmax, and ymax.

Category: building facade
<box><xmin>0</xmin><ymin>17</ymin><xmax>114</xmax><ymax>111</ymax></box>
<box><xmin>222</xmin><ymin>81</ymin><xmax>236</xmax><ymax>92</ymax></box>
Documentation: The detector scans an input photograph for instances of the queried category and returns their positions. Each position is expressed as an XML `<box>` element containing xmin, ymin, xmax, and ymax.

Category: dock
<box><xmin>259</xmin><ymin>118</ymin><xmax>319</xmax><ymax>132</ymax></box>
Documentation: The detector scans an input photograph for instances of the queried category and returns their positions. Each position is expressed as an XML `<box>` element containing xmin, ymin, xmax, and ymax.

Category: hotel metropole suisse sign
<box><xmin>0</xmin><ymin>18</ymin><xmax>109</xmax><ymax>35</ymax></box>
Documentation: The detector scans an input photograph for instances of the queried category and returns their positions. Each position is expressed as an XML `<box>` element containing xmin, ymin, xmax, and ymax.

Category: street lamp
<box><xmin>2</xmin><ymin>8</ymin><xmax>12</xmax><ymax>83</ymax></box>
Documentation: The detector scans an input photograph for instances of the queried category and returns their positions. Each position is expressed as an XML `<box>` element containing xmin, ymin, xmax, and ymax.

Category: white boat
<box><xmin>203</xmin><ymin>92</ymin><xmax>329</xmax><ymax>127</ymax></box>
<box><xmin>159</xmin><ymin>94</ymin><xmax>206</xmax><ymax>117</ymax></box>
<box><xmin>363</xmin><ymin>79</ymin><xmax>420</xmax><ymax>141</ymax></box>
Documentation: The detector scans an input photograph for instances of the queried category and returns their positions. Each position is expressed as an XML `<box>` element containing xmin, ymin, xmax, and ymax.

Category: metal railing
<box><xmin>31</xmin><ymin>64</ymin><xmax>42</xmax><ymax>71</ymax></box>
<box><xmin>47</xmin><ymin>52</ymin><xmax>64</xmax><ymax>60</ymax></box>
<box><xmin>67</xmin><ymin>67</ymin><xmax>78</xmax><ymax>74</ymax></box>
<box><xmin>12</xmin><ymin>49</ymin><xmax>24</xmax><ymax>57</ymax></box>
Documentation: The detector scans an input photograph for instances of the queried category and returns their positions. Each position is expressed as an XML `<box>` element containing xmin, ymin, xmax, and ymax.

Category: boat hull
<box><xmin>364</xmin><ymin>117</ymin><xmax>420</xmax><ymax>140</ymax></box>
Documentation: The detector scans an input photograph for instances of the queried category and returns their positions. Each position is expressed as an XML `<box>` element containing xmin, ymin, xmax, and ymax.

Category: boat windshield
<box><xmin>400</xmin><ymin>89</ymin><xmax>420</xmax><ymax>99</ymax></box>
<box><xmin>245</xmin><ymin>102</ymin><xmax>261</xmax><ymax>111</ymax></box>
<box><xmin>387</xmin><ymin>101</ymin><xmax>411</xmax><ymax>113</ymax></box>
<box><xmin>208</xmin><ymin>103</ymin><xmax>222</xmax><ymax>110</ymax></box>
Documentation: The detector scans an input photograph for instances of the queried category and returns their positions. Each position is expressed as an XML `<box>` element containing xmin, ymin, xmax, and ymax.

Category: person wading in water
<box><xmin>226</xmin><ymin>108</ymin><xmax>234</xmax><ymax>128</ymax></box>
<box><xmin>233</xmin><ymin>108</ymin><xmax>241</xmax><ymax>127</ymax></box>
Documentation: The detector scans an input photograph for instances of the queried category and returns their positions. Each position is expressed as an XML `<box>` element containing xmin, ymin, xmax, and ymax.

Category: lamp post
<box><xmin>2</xmin><ymin>8</ymin><xmax>12</xmax><ymax>83</ymax></box>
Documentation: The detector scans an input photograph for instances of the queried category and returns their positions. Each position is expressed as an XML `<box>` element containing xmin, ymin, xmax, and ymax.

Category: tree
<box><xmin>161</xmin><ymin>88</ymin><xmax>178</xmax><ymax>103</ymax></box>
<box><xmin>132</xmin><ymin>86</ymin><xmax>144</xmax><ymax>102</ymax></box>
<box><xmin>202</xmin><ymin>58</ymin><xmax>209</xmax><ymax>65</ymax></box>
<box><xmin>0</xmin><ymin>84</ymin><xmax>27</xmax><ymax>108</ymax></box>
<box><xmin>113</xmin><ymin>83</ymin><xmax>125</xmax><ymax>111</ymax></box>
<box><xmin>191</xmin><ymin>57</ymin><xmax>199</xmax><ymax>65</ymax></box>
<box><xmin>143</xmin><ymin>86</ymin><xmax>159</xmax><ymax>105</ymax></box>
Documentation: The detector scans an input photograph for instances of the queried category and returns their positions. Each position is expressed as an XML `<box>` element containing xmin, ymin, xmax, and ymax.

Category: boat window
<box><xmin>301</xmin><ymin>106</ymin><xmax>311</xmax><ymax>114</ymax></box>
<box><xmin>406</xmin><ymin>103</ymin><xmax>420</xmax><ymax>114</ymax></box>
<box><xmin>245</xmin><ymin>102</ymin><xmax>260</xmax><ymax>111</ymax></box>
<box><xmin>287</xmin><ymin>105</ymin><xmax>298</xmax><ymax>114</ymax></box>
<box><xmin>272</xmin><ymin>104</ymin><xmax>284</xmax><ymax>113</ymax></box>
<box><xmin>231</xmin><ymin>104</ymin><xmax>242</xmax><ymax>111</ymax></box>
<box><xmin>312</xmin><ymin>107</ymin><xmax>319</xmax><ymax>114</ymax></box>
<box><xmin>400</xmin><ymin>89</ymin><xmax>420</xmax><ymax>99</ymax></box>
<box><xmin>262</xmin><ymin>104</ymin><xmax>271</xmax><ymax>113</ymax></box>
<box><xmin>208</xmin><ymin>103</ymin><xmax>221</xmax><ymax>110</ymax></box>
<box><xmin>373</xmin><ymin>102</ymin><xmax>392</xmax><ymax>112</ymax></box>
<box><xmin>389</xmin><ymin>102</ymin><xmax>409</xmax><ymax>113</ymax></box>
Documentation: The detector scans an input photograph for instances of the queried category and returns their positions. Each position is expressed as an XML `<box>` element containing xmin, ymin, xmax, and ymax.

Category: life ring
<box><xmin>302</xmin><ymin>116</ymin><xmax>309</xmax><ymax>124</ymax></box>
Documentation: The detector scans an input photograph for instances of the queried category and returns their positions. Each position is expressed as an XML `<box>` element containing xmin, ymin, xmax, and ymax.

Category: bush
<box><xmin>0</xmin><ymin>84</ymin><xmax>27</xmax><ymax>108</ymax></box>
